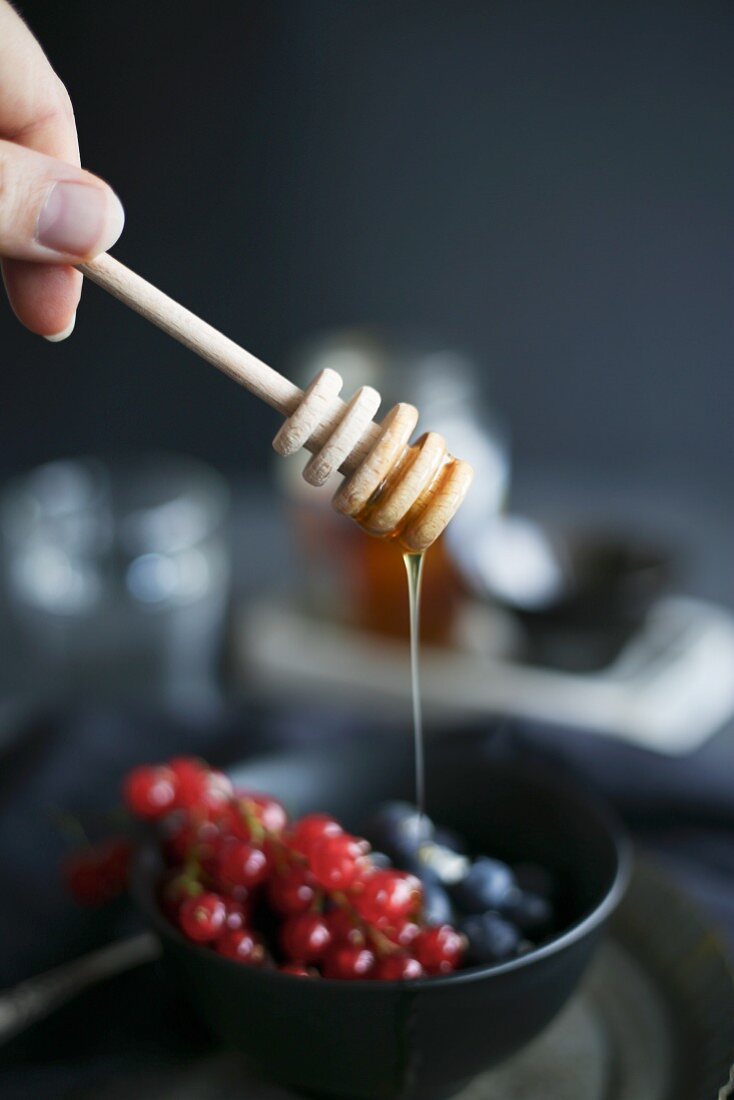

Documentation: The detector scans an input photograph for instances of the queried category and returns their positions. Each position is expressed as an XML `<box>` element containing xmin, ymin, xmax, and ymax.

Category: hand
<box><xmin>0</xmin><ymin>1</ymin><xmax>124</xmax><ymax>339</ymax></box>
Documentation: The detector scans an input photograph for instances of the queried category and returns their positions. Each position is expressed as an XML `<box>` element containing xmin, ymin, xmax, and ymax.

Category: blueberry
<box><xmin>370</xmin><ymin>851</ymin><xmax>393</xmax><ymax>869</ymax></box>
<box><xmin>363</xmin><ymin>802</ymin><xmax>433</xmax><ymax>862</ymax></box>
<box><xmin>412</xmin><ymin>843</ymin><xmax>469</xmax><ymax>886</ymax></box>
<box><xmin>449</xmin><ymin>857</ymin><xmax>516</xmax><ymax>914</ymax></box>
<box><xmin>513</xmin><ymin>863</ymin><xmax>556</xmax><ymax>901</ymax></box>
<box><xmin>461</xmin><ymin>912</ymin><xmax>520</xmax><ymax>965</ymax></box>
<box><xmin>421</xmin><ymin>879</ymin><xmax>455</xmax><ymax>926</ymax></box>
<box><xmin>501</xmin><ymin>889</ymin><xmax>554</xmax><ymax>936</ymax></box>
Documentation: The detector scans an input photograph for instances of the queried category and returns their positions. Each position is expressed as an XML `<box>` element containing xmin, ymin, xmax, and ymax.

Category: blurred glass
<box><xmin>277</xmin><ymin>328</ymin><xmax>509</xmax><ymax>643</ymax></box>
<box><xmin>0</xmin><ymin>454</ymin><xmax>230</xmax><ymax>703</ymax></box>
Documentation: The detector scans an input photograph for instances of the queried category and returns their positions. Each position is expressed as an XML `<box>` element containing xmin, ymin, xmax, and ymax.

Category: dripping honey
<box><xmin>404</xmin><ymin>549</ymin><xmax>426</xmax><ymax>820</ymax></box>
<box><xmin>352</xmin><ymin>461</ymin><xmax>430</xmax><ymax>814</ymax></box>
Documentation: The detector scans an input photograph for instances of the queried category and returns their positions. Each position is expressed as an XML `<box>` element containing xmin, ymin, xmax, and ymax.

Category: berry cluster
<box><xmin>122</xmin><ymin>758</ymin><xmax>558</xmax><ymax>978</ymax></box>
<box><xmin>364</xmin><ymin>803</ymin><xmax>557</xmax><ymax>965</ymax></box>
<box><xmin>123</xmin><ymin>757</ymin><xmax>466</xmax><ymax>981</ymax></box>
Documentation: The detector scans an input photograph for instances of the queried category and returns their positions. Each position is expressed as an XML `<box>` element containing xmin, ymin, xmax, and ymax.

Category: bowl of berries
<box><xmin>129</xmin><ymin>736</ymin><xmax>630</xmax><ymax>1099</ymax></box>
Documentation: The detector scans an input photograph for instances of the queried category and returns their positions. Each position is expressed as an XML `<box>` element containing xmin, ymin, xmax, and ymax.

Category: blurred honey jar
<box><xmin>276</xmin><ymin>329</ymin><xmax>509</xmax><ymax>644</ymax></box>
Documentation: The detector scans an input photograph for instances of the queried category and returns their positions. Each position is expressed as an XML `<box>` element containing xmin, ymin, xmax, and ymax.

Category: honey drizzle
<box><xmin>348</xmin><ymin>435</ymin><xmax>453</xmax><ymax>814</ymax></box>
<box><xmin>403</xmin><ymin>550</ymin><xmax>426</xmax><ymax>820</ymax></box>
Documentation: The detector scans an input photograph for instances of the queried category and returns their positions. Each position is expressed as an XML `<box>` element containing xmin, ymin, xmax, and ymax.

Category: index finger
<box><xmin>0</xmin><ymin>0</ymin><xmax>83</xmax><ymax>336</ymax></box>
<box><xmin>0</xmin><ymin>0</ymin><xmax>79</xmax><ymax>164</ymax></box>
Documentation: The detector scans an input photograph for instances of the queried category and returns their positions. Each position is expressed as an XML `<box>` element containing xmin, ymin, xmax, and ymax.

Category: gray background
<box><xmin>0</xmin><ymin>0</ymin><xmax>732</xmax><ymax>488</ymax></box>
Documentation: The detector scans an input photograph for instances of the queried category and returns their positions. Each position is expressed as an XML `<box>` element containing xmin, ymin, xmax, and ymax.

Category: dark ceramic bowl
<box><xmin>132</xmin><ymin>736</ymin><xmax>630</xmax><ymax>1099</ymax></box>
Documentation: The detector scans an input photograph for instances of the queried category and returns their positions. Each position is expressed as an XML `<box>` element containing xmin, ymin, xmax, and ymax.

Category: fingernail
<box><xmin>36</xmin><ymin>181</ymin><xmax>125</xmax><ymax>257</ymax></box>
<box><xmin>43</xmin><ymin>312</ymin><xmax>77</xmax><ymax>343</ymax></box>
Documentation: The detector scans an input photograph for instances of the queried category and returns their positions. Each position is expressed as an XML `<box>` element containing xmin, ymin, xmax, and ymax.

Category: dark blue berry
<box><xmin>410</xmin><ymin>843</ymin><xmax>468</xmax><ymax>887</ymax></box>
<box><xmin>370</xmin><ymin>851</ymin><xmax>393</xmax><ymax>869</ymax></box>
<box><xmin>450</xmin><ymin>857</ymin><xmax>516</xmax><ymax>914</ymax></box>
<box><xmin>364</xmin><ymin>802</ymin><xmax>433</xmax><ymax>862</ymax></box>
<box><xmin>501</xmin><ymin>889</ymin><xmax>553</xmax><ymax>936</ymax></box>
<box><xmin>462</xmin><ymin>912</ymin><xmax>520</xmax><ymax>964</ymax></box>
<box><xmin>421</xmin><ymin>879</ymin><xmax>455</xmax><ymax>926</ymax></box>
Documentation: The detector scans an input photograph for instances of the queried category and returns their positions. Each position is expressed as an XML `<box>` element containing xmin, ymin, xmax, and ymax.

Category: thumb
<box><xmin>0</xmin><ymin>138</ymin><xmax>124</xmax><ymax>263</ymax></box>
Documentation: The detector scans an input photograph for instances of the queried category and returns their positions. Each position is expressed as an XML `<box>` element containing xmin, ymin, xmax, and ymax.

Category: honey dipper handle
<box><xmin>77</xmin><ymin>253</ymin><xmax>473</xmax><ymax>548</ymax></box>
<box><xmin>78</xmin><ymin>253</ymin><xmax>303</xmax><ymax>418</ymax></box>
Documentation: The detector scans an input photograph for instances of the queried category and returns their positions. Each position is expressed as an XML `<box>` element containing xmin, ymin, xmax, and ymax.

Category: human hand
<box><xmin>0</xmin><ymin>0</ymin><xmax>124</xmax><ymax>339</ymax></box>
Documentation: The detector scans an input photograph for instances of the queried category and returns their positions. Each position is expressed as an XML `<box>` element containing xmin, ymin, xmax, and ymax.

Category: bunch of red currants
<box><xmin>123</xmin><ymin>755</ymin><xmax>465</xmax><ymax>981</ymax></box>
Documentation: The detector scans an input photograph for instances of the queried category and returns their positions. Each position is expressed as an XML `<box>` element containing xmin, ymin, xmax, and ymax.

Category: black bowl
<box><xmin>132</xmin><ymin>736</ymin><xmax>630</xmax><ymax>1099</ymax></box>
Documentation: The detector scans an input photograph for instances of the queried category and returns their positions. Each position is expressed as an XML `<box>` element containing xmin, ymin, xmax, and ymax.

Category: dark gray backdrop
<box><xmin>0</xmin><ymin>0</ymin><xmax>732</xmax><ymax>487</ymax></box>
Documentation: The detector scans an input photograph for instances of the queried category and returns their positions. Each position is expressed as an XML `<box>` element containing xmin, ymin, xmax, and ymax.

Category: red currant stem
<box><xmin>332</xmin><ymin>891</ymin><xmax>368</xmax><ymax>930</ymax></box>
<box><xmin>175</xmin><ymin>874</ymin><xmax>203</xmax><ymax>898</ymax></box>
<box><xmin>276</xmin><ymin>835</ymin><xmax>309</xmax><ymax>865</ymax></box>
<box><xmin>237</xmin><ymin>799</ymin><xmax>266</xmax><ymax>845</ymax></box>
<box><xmin>50</xmin><ymin>809</ymin><xmax>91</xmax><ymax>847</ymax></box>
<box><xmin>366</xmin><ymin>925</ymin><xmax>402</xmax><ymax>958</ymax></box>
<box><xmin>182</xmin><ymin>854</ymin><xmax>203</xmax><ymax>882</ymax></box>
<box><xmin>251</xmin><ymin>817</ymin><xmax>310</xmax><ymax>874</ymax></box>
<box><xmin>270</xmin><ymin>838</ymin><xmax>293</xmax><ymax>876</ymax></box>
<box><xmin>331</xmin><ymin>892</ymin><xmax>400</xmax><ymax>957</ymax></box>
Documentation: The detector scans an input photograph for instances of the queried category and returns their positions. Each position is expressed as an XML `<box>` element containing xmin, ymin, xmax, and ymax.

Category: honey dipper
<box><xmin>78</xmin><ymin>254</ymin><xmax>474</xmax><ymax>551</ymax></box>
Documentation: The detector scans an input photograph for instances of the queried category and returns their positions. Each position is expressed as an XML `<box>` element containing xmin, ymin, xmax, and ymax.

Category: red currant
<box><xmin>179</xmin><ymin>892</ymin><xmax>227</xmax><ymax>942</ymax></box>
<box><xmin>123</xmin><ymin>765</ymin><xmax>177</xmax><ymax>819</ymax></box>
<box><xmin>195</xmin><ymin>824</ymin><xmax>225</xmax><ymax>876</ymax></box>
<box><xmin>353</xmin><ymin>870</ymin><xmax>422</xmax><ymax>927</ymax></box>
<box><xmin>373</xmin><ymin>954</ymin><xmax>425</xmax><ymax>981</ymax></box>
<box><xmin>388</xmin><ymin>920</ymin><xmax>421</xmax><ymax>948</ymax></box>
<box><xmin>62</xmin><ymin>837</ymin><xmax>132</xmax><ymax>907</ymax></box>
<box><xmin>216</xmin><ymin>928</ymin><xmax>265</xmax><ymax>965</ymax></box>
<box><xmin>309</xmin><ymin>834</ymin><xmax>369</xmax><ymax>891</ymax></box>
<box><xmin>223</xmin><ymin>898</ymin><xmax>251</xmax><ymax>931</ymax></box>
<box><xmin>202</xmin><ymin>769</ymin><xmax>234</xmax><ymax>811</ymax></box>
<box><xmin>237</xmin><ymin>791</ymin><xmax>288</xmax><ymax>835</ymax></box>
<box><xmin>63</xmin><ymin>854</ymin><xmax>104</xmax><ymax>906</ymax></box>
<box><xmin>168</xmin><ymin>755</ymin><xmax>204</xmax><ymax>771</ymax></box>
<box><xmin>221</xmin><ymin>801</ymin><xmax>256</xmax><ymax>842</ymax></box>
<box><xmin>163</xmin><ymin>816</ymin><xmax>222</xmax><ymax>868</ymax></box>
<box><xmin>267</xmin><ymin>864</ymin><xmax>317</xmax><ymax>916</ymax></box>
<box><xmin>280</xmin><ymin>913</ymin><xmax>332</xmax><ymax>963</ymax></box>
<box><xmin>168</xmin><ymin>757</ymin><xmax>208</xmax><ymax>809</ymax></box>
<box><xmin>215</xmin><ymin>838</ymin><xmax>271</xmax><ymax>890</ymax></box>
<box><xmin>325</xmin><ymin>908</ymin><xmax>366</xmax><ymax>947</ymax></box>
<box><xmin>413</xmin><ymin>925</ymin><xmax>465</xmax><ymax>975</ymax></box>
<box><xmin>322</xmin><ymin>944</ymin><xmax>375</xmax><ymax>980</ymax></box>
<box><xmin>288</xmin><ymin>813</ymin><xmax>343</xmax><ymax>859</ymax></box>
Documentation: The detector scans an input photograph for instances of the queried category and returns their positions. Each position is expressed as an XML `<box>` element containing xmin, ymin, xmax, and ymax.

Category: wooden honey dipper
<box><xmin>78</xmin><ymin>254</ymin><xmax>474</xmax><ymax>551</ymax></box>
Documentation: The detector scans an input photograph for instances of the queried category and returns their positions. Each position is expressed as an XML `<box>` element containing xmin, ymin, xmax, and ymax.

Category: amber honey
<box><xmin>404</xmin><ymin>550</ymin><xmax>426</xmax><ymax>819</ymax></box>
<box><xmin>346</xmin><ymin>444</ymin><xmax>463</xmax><ymax>643</ymax></box>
